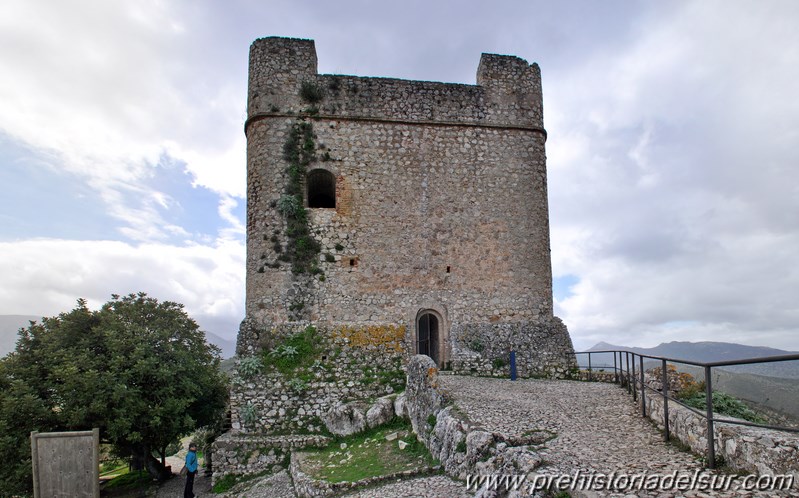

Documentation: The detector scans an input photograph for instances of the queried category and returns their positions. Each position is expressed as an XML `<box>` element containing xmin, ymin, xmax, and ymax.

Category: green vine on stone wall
<box><xmin>280</xmin><ymin>119</ymin><xmax>322</xmax><ymax>275</ymax></box>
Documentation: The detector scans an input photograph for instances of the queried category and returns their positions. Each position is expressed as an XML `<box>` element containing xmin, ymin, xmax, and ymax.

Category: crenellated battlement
<box><xmin>246</xmin><ymin>37</ymin><xmax>544</xmax><ymax>132</ymax></box>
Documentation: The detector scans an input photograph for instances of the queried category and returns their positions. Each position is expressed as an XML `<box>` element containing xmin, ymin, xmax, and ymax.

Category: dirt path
<box><xmin>155</xmin><ymin>471</ymin><xmax>212</xmax><ymax>497</ymax></box>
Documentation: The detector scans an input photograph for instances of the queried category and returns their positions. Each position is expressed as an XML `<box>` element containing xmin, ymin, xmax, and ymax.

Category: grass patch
<box><xmin>103</xmin><ymin>470</ymin><xmax>153</xmax><ymax>490</ymax></box>
<box><xmin>99</xmin><ymin>460</ymin><xmax>128</xmax><ymax>477</ymax></box>
<box><xmin>301</xmin><ymin>418</ymin><xmax>435</xmax><ymax>483</ymax></box>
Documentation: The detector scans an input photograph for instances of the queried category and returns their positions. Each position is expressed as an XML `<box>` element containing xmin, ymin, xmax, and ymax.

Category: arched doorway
<box><xmin>416</xmin><ymin>312</ymin><xmax>440</xmax><ymax>366</ymax></box>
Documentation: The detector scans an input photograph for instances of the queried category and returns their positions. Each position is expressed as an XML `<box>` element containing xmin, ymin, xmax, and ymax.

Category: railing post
<box><xmin>510</xmin><ymin>351</ymin><xmax>517</xmax><ymax>381</ymax></box>
<box><xmin>632</xmin><ymin>354</ymin><xmax>637</xmax><ymax>401</ymax></box>
<box><xmin>588</xmin><ymin>352</ymin><xmax>592</xmax><ymax>381</ymax></box>
<box><xmin>640</xmin><ymin>355</ymin><xmax>646</xmax><ymax>417</ymax></box>
<box><xmin>613</xmin><ymin>352</ymin><xmax>618</xmax><ymax>384</ymax></box>
<box><xmin>662</xmin><ymin>358</ymin><xmax>670</xmax><ymax>441</ymax></box>
<box><xmin>626</xmin><ymin>352</ymin><xmax>632</xmax><ymax>394</ymax></box>
<box><xmin>705</xmin><ymin>365</ymin><xmax>715</xmax><ymax>469</ymax></box>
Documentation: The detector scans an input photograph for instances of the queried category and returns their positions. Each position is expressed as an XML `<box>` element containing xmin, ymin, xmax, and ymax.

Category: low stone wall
<box><xmin>211</xmin><ymin>434</ymin><xmax>330</xmax><ymax>484</ymax></box>
<box><xmin>579</xmin><ymin>369</ymin><xmax>799</xmax><ymax>478</ymax></box>
<box><xmin>575</xmin><ymin>369</ymin><xmax>616</xmax><ymax>383</ymax></box>
<box><xmin>230</xmin><ymin>323</ymin><xmax>407</xmax><ymax>434</ymax></box>
<box><xmin>643</xmin><ymin>392</ymin><xmax>799</xmax><ymax>478</ymax></box>
<box><xmin>449</xmin><ymin>318</ymin><xmax>577</xmax><ymax>379</ymax></box>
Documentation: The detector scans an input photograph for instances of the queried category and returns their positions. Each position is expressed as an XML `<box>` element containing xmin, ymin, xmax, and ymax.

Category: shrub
<box><xmin>287</xmin><ymin>378</ymin><xmax>308</xmax><ymax>392</ymax></box>
<box><xmin>277</xmin><ymin>195</ymin><xmax>302</xmax><ymax>217</ymax></box>
<box><xmin>300</xmin><ymin>81</ymin><xmax>324</xmax><ymax>104</ymax></box>
<box><xmin>238</xmin><ymin>356</ymin><xmax>262</xmax><ymax>379</ymax></box>
<box><xmin>263</xmin><ymin>326</ymin><xmax>321</xmax><ymax>374</ymax></box>
<box><xmin>240</xmin><ymin>403</ymin><xmax>259</xmax><ymax>428</ymax></box>
<box><xmin>681</xmin><ymin>390</ymin><xmax>766</xmax><ymax>424</ymax></box>
<box><xmin>468</xmin><ymin>340</ymin><xmax>484</xmax><ymax>353</ymax></box>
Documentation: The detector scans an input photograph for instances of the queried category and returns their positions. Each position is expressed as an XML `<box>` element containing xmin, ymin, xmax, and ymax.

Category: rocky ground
<box><xmin>157</xmin><ymin>376</ymin><xmax>795</xmax><ymax>497</ymax></box>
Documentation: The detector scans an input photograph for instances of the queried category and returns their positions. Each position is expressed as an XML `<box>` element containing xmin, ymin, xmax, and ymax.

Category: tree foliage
<box><xmin>0</xmin><ymin>293</ymin><xmax>228</xmax><ymax>492</ymax></box>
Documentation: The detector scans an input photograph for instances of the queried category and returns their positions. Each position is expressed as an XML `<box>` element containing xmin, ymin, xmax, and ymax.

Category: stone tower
<box><xmin>231</xmin><ymin>36</ymin><xmax>575</xmax><ymax>435</ymax></box>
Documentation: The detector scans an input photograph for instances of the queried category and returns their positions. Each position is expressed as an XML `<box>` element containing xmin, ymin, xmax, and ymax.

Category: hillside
<box><xmin>587</xmin><ymin>340</ymin><xmax>799</xmax><ymax>379</ymax></box>
<box><xmin>584</xmin><ymin>340</ymin><xmax>799</xmax><ymax>425</ymax></box>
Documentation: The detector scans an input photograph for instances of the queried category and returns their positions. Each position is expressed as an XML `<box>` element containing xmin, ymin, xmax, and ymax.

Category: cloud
<box><xmin>0</xmin><ymin>238</ymin><xmax>245</xmax><ymax>339</ymax></box>
<box><xmin>1</xmin><ymin>0</ymin><xmax>797</xmax><ymax>354</ymax></box>
<box><xmin>548</xmin><ymin>1</ymin><xmax>799</xmax><ymax>351</ymax></box>
<box><xmin>0</xmin><ymin>0</ymin><xmax>246</xmax><ymax>242</ymax></box>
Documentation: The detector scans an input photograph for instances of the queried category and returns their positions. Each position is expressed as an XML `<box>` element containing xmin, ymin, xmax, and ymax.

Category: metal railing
<box><xmin>573</xmin><ymin>349</ymin><xmax>799</xmax><ymax>468</ymax></box>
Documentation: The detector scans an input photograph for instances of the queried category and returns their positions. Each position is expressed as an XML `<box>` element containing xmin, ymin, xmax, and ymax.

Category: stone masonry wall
<box><xmin>211</xmin><ymin>434</ymin><xmax>329</xmax><ymax>482</ymax></box>
<box><xmin>230</xmin><ymin>323</ymin><xmax>407</xmax><ymax>435</ymax></box>
<box><xmin>246</xmin><ymin>116</ymin><xmax>552</xmax><ymax>327</ymax></box>
<box><xmin>248</xmin><ymin>38</ymin><xmax>544</xmax><ymax>130</ymax></box>
<box><xmin>449</xmin><ymin>317</ymin><xmax>577</xmax><ymax>378</ymax></box>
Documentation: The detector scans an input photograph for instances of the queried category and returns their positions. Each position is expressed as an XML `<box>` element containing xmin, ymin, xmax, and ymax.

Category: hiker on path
<box><xmin>184</xmin><ymin>442</ymin><xmax>198</xmax><ymax>498</ymax></box>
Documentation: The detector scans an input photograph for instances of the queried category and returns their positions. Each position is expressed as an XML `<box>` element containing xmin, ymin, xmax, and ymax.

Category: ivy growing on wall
<box><xmin>280</xmin><ymin>120</ymin><xmax>322</xmax><ymax>275</ymax></box>
<box><xmin>268</xmin><ymin>81</ymin><xmax>330</xmax><ymax>320</ymax></box>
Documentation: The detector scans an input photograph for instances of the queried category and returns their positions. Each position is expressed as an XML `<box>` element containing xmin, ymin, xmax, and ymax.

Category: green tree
<box><xmin>0</xmin><ymin>293</ymin><xmax>228</xmax><ymax>490</ymax></box>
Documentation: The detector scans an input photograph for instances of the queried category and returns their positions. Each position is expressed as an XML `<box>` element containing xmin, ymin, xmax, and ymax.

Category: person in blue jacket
<box><xmin>184</xmin><ymin>442</ymin><xmax>198</xmax><ymax>498</ymax></box>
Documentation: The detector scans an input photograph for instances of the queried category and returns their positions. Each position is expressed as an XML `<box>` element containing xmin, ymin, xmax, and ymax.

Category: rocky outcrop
<box><xmin>366</xmin><ymin>396</ymin><xmax>395</xmax><ymax>428</ymax></box>
<box><xmin>321</xmin><ymin>401</ymin><xmax>368</xmax><ymax>437</ymax></box>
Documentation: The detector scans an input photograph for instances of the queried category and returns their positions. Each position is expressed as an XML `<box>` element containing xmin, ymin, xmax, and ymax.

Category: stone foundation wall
<box><xmin>450</xmin><ymin>318</ymin><xmax>576</xmax><ymax>378</ymax></box>
<box><xmin>230</xmin><ymin>323</ymin><xmax>407</xmax><ymax>434</ymax></box>
<box><xmin>211</xmin><ymin>434</ymin><xmax>329</xmax><ymax>483</ymax></box>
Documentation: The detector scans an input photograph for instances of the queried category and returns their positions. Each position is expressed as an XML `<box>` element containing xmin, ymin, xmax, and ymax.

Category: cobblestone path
<box><xmin>439</xmin><ymin>375</ymin><xmax>792</xmax><ymax>497</ymax></box>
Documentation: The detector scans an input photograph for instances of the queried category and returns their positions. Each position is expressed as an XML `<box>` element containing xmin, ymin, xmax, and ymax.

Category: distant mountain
<box><xmin>0</xmin><ymin>315</ymin><xmax>41</xmax><ymax>358</ymax></box>
<box><xmin>586</xmin><ymin>341</ymin><xmax>799</xmax><ymax>379</ymax></box>
<box><xmin>1</xmin><ymin>315</ymin><xmax>236</xmax><ymax>359</ymax></box>
<box><xmin>205</xmin><ymin>332</ymin><xmax>236</xmax><ymax>359</ymax></box>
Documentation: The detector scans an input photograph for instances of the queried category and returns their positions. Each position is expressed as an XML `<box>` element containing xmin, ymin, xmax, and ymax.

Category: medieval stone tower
<box><xmin>230</xmin><ymin>37</ymin><xmax>575</xmax><ymax>435</ymax></box>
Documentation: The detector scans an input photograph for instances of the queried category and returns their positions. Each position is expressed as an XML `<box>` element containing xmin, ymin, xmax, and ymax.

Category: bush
<box><xmin>263</xmin><ymin>326</ymin><xmax>321</xmax><ymax>374</ymax></box>
<box><xmin>238</xmin><ymin>356</ymin><xmax>262</xmax><ymax>378</ymax></box>
<box><xmin>681</xmin><ymin>390</ymin><xmax>767</xmax><ymax>424</ymax></box>
<box><xmin>300</xmin><ymin>81</ymin><xmax>324</xmax><ymax>104</ymax></box>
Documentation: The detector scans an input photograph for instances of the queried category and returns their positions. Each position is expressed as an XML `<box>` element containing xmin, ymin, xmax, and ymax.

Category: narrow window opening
<box><xmin>446</xmin><ymin>266</ymin><xmax>451</xmax><ymax>273</ymax></box>
<box><xmin>349</xmin><ymin>258</ymin><xmax>356</xmax><ymax>266</ymax></box>
<box><xmin>307</xmin><ymin>169</ymin><xmax>336</xmax><ymax>208</ymax></box>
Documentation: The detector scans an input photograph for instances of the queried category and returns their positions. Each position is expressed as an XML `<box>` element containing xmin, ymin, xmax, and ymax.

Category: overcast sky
<box><xmin>1</xmin><ymin>0</ymin><xmax>797</xmax><ymax>352</ymax></box>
